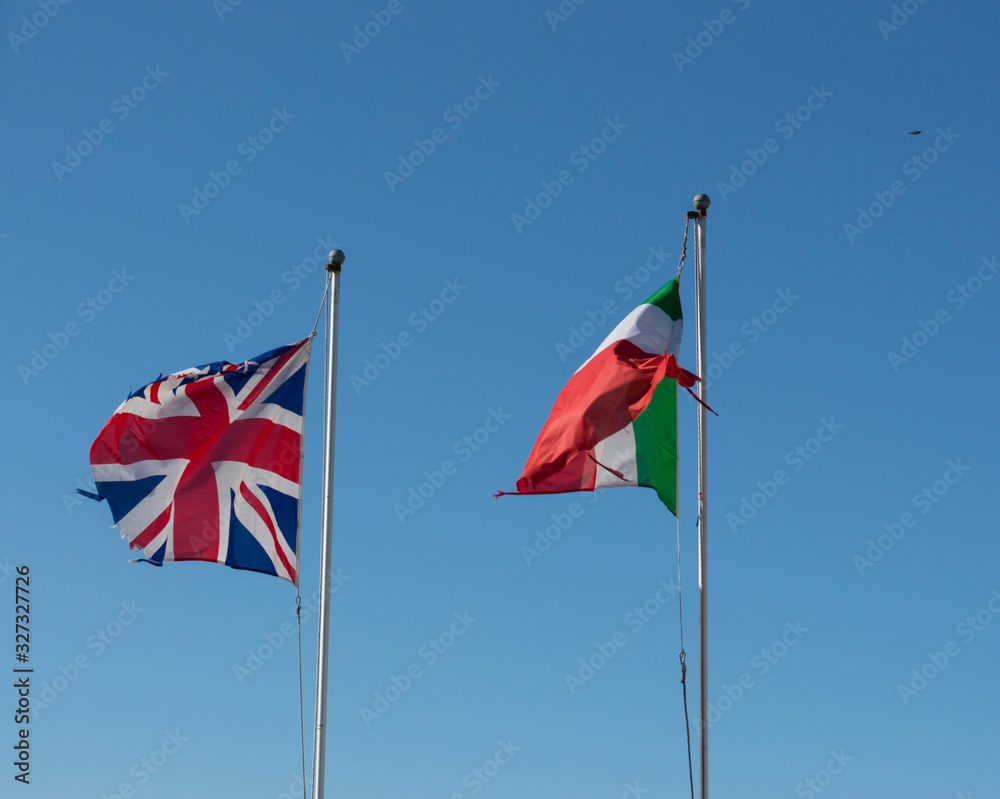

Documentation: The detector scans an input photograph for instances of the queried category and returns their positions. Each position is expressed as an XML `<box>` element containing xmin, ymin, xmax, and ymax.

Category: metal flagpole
<box><xmin>691</xmin><ymin>193</ymin><xmax>710</xmax><ymax>799</ymax></box>
<box><xmin>312</xmin><ymin>249</ymin><xmax>345</xmax><ymax>799</ymax></box>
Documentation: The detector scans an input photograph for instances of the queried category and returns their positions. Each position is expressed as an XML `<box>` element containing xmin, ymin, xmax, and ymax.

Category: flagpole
<box><xmin>691</xmin><ymin>193</ymin><xmax>710</xmax><ymax>799</ymax></box>
<box><xmin>312</xmin><ymin>249</ymin><xmax>345</xmax><ymax>799</ymax></box>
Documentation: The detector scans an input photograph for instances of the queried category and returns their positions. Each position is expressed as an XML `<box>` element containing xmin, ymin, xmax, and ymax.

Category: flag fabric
<box><xmin>84</xmin><ymin>338</ymin><xmax>312</xmax><ymax>583</ymax></box>
<box><xmin>498</xmin><ymin>278</ymin><xmax>698</xmax><ymax>514</ymax></box>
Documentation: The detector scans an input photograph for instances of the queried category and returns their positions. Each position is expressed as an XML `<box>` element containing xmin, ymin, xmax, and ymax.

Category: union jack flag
<box><xmin>85</xmin><ymin>338</ymin><xmax>312</xmax><ymax>583</ymax></box>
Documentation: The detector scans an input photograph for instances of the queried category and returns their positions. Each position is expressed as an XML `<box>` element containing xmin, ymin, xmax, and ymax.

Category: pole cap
<box><xmin>692</xmin><ymin>194</ymin><xmax>711</xmax><ymax>212</ymax></box>
<box><xmin>327</xmin><ymin>249</ymin><xmax>345</xmax><ymax>272</ymax></box>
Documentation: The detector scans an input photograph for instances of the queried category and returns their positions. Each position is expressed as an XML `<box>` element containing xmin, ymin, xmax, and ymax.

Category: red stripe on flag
<box><xmin>236</xmin><ymin>341</ymin><xmax>304</xmax><ymax>411</ymax></box>
<box><xmin>131</xmin><ymin>504</ymin><xmax>171</xmax><ymax>551</ymax></box>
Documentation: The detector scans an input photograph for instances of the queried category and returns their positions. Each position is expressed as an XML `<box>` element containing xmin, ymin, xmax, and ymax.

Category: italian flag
<box><xmin>498</xmin><ymin>277</ymin><xmax>697</xmax><ymax>514</ymax></box>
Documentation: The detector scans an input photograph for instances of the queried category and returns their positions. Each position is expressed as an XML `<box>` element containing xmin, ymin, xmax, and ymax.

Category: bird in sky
<box><xmin>908</xmin><ymin>130</ymin><xmax>921</xmax><ymax>135</ymax></box>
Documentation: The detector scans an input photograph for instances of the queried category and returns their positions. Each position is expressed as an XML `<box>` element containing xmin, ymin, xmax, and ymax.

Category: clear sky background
<box><xmin>3</xmin><ymin>1</ymin><xmax>999</xmax><ymax>797</ymax></box>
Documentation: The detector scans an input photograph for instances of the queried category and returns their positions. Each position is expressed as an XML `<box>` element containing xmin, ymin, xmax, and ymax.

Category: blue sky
<box><xmin>3</xmin><ymin>0</ymin><xmax>999</xmax><ymax>797</ymax></box>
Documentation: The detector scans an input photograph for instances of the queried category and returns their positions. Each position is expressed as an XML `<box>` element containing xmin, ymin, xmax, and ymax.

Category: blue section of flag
<box><xmin>96</xmin><ymin>475</ymin><xmax>167</xmax><ymax>524</ymax></box>
<box><xmin>225</xmin><ymin>488</ymin><xmax>279</xmax><ymax>578</ymax></box>
<box><xmin>260</xmin><ymin>483</ymin><xmax>299</xmax><ymax>552</ymax></box>
<box><xmin>147</xmin><ymin>539</ymin><xmax>167</xmax><ymax>564</ymax></box>
<box><xmin>221</xmin><ymin>366</ymin><xmax>260</xmax><ymax>397</ymax></box>
<box><xmin>263</xmin><ymin>363</ymin><xmax>307</xmax><ymax>416</ymax></box>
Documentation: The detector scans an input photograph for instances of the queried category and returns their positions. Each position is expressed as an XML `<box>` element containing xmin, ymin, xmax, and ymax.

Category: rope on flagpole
<box><xmin>676</xmin><ymin>212</ymin><xmax>695</xmax><ymax>799</ymax></box>
<box><xmin>676</xmin><ymin>215</ymin><xmax>691</xmax><ymax>278</ymax></box>
<box><xmin>311</xmin><ymin>273</ymin><xmax>332</xmax><ymax>337</ymax></box>
<box><xmin>296</xmin><ymin>592</ymin><xmax>309</xmax><ymax>799</ymax></box>
<box><xmin>677</xmin><ymin>510</ymin><xmax>695</xmax><ymax>799</ymax></box>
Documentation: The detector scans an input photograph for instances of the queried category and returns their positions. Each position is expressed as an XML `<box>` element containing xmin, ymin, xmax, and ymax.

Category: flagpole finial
<box><xmin>327</xmin><ymin>250</ymin><xmax>346</xmax><ymax>273</ymax></box>
<box><xmin>692</xmin><ymin>194</ymin><xmax>711</xmax><ymax>212</ymax></box>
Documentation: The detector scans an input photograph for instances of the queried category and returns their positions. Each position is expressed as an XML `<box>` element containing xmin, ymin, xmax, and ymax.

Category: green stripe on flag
<box><xmin>633</xmin><ymin>376</ymin><xmax>679</xmax><ymax>514</ymax></box>
<box><xmin>643</xmin><ymin>278</ymin><xmax>682</xmax><ymax>321</ymax></box>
